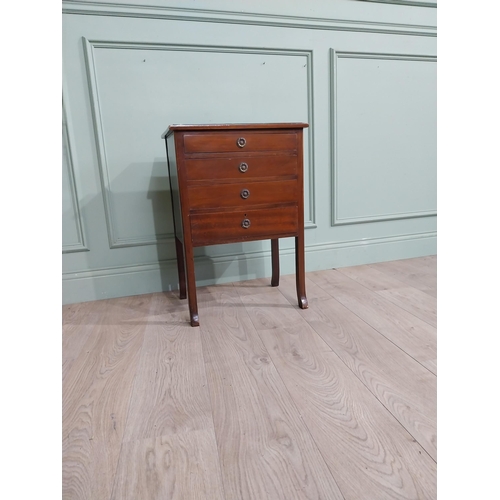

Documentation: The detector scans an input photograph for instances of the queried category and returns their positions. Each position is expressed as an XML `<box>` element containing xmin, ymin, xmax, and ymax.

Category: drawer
<box><xmin>183</xmin><ymin>131</ymin><xmax>297</xmax><ymax>154</ymax></box>
<box><xmin>188</xmin><ymin>179</ymin><xmax>298</xmax><ymax>210</ymax></box>
<box><xmin>184</xmin><ymin>155</ymin><xmax>298</xmax><ymax>182</ymax></box>
<box><xmin>190</xmin><ymin>205</ymin><xmax>298</xmax><ymax>246</ymax></box>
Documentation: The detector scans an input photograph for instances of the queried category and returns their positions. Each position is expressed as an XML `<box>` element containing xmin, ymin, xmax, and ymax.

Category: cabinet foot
<box><xmin>298</xmin><ymin>296</ymin><xmax>309</xmax><ymax>309</ymax></box>
<box><xmin>190</xmin><ymin>313</ymin><xmax>200</xmax><ymax>327</ymax></box>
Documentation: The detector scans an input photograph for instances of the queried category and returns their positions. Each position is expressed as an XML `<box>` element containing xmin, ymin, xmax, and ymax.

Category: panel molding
<box><xmin>83</xmin><ymin>38</ymin><xmax>316</xmax><ymax>248</ymax></box>
<box><xmin>62</xmin><ymin>1</ymin><xmax>436</xmax><ymax>37</ymax></box>
<box><xmin>330</xmin><ymin>49</ymin><xmax>437</xmax><ymax>226</ymax></box>
<box><xmin>62</xmin><ymin>91</ymin><xmax>88</xmax><ymax>253</ymax></box>
<box><xmin>361</xmin><ymin>1</ymin><xmax>436</xmax><ymax>7</ymax></box>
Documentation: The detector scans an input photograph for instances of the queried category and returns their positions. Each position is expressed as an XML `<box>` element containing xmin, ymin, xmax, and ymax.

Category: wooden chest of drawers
<box><xmin>162</xmin><ymin>123</ymin><xmax>309</xmax><ymax>326</ymax></box>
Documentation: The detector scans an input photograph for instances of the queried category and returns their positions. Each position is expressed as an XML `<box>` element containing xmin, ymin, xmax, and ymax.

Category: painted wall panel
<box><xmin>332</xmin><ymin>51</ymin><xmax>437</xmax><ymax>224</ymax></box>
<box><xmin>86</xmin><ymin>42</ymin><xmax>311</xmax><ymax>247</ymax></box>
<box><xmin>62</xmin><ymin>102</ymin><xmax>87</xmax><ymax>253</ymax></box>
<box><xmin>62</xmin><ymin>0</ymin><xmax>436</xmax><ymax>304</ymax></box>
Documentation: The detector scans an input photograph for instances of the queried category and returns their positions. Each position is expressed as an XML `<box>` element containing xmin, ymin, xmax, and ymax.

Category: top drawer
<box><xmin>183</xmin><ymin>131</ymin><xmax>298</xmax><ymax>154</ymax></box>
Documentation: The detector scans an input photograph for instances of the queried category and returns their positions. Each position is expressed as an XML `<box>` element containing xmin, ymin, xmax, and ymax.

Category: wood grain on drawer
<box><xmin>183</xmin><ymin>132</ymin><xmax>297</xmax><ymax>154</ymax></box>
<box><xmin>190</xmin><ymin>206</ymin><xmax>298</xmax><ymax>246</ymax></box>
<box><xmin>184</xmin><ymin>155</ymin><xmax>298</xmax><ymax>181</ymax></box>
<box><xmin>188</xmin><ymin>179</ymin><xmax>298</xmax><ymax>210</ymax></box>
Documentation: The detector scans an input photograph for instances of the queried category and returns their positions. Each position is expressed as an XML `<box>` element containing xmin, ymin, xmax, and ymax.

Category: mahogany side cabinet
<box><xmin>162</xmin><ymin>123</ymin><xmax>309</xmax><ymax>326</ymax></box>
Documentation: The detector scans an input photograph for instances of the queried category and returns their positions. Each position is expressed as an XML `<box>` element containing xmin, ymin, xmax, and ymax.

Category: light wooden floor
<box><xmin>63</xmin><ymin>256</ymin><xmax>437</xmax><ymax>500</ymax></box>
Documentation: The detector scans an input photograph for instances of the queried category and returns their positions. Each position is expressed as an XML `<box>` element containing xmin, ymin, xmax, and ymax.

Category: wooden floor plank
<box><xmin>377</xmin><ymin>286</ymin><xmax>437</xmax><ymax>328</ymax></box>
<box><xmin>415</xmin><ymin>255</ymin><xmax>437</xmax><ymax>273</ymax></box>
<box><xmin>234</xmin><ymin>277</ymin><xmax>281</xmax><ymax>297</ymax></box>
<box><xmin>122</xmin><ymin>294</ymin><xmax>215</xmax><ymax>442</ymax></box>
<box><xmin>375</xmin><ymin>257</ymin><xmax>436</xmax><ymax>276</ymax></box>
<box><xmin>237</xmin><ymin>287</ymin><xmax>335</xmax><ymax>356</ymax></box>
<box><xmin>198</xmin><ymin>287</ymin><xmax>344</xmax><ymax>500</ymax></box>
<box><xmin>62</xmin><ymin>295</ymin><xmax>152</xmax><ymax>500</ymax></box>
<box><xmin>259</xmin><ymin>341</ymin><xmax>436</xmax><ymax>500</ymax></box>
<box><xmin>275</xmin><ymin>276</ymin><xmax>436</xmax><ymax>460</ymax></box>
<box><xmin>369</xmin><ymin>258</ymin><xmax>437</xmax><ymax>297</ymax></box>
<box><xmin>113</xmin><ymin>293</ymin><xmax>225</xmax><ymax>499</ymax></box>
<box><xmin>308</xmin><ymin>270</ymin><xmax>437</xmax><ymax>374</ymax></box>
<box><xmin>401</xmin><ymin>256</ymin><xmax>437</xmax><ymax>277</ymax></box>
<box><xmin>338</xmin><ymin>266</ymin><xmax>437</xmax><ymax>327</ymax></box>
<box><xmin>336</xmin><ymin>265</ymin><xmax>410</xmax><ymax>292</ymax></box>
<box><xmin>112</xmin><ymin>430</ymin><xmax>225</xmax><ymax>500</ymax></box>
<box><xmin>62</xmin><ymin>257</ymin><xmax>437</xmax><ymax>500</ymax></box>
<box><xmin>268</xmin><ymin>274</ymin><xmax>334</xmax><ymax>306</ymax></box>
<box><xmin>62</xmin><ymin>301</ymin><xmax>107</xmax><ymax>380</ymax></box>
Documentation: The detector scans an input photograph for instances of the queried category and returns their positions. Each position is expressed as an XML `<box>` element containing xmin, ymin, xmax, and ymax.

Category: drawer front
<box><xmin>184</xmin><ymin>155</ymin><xmax>298</xmax><ymax>181</ymax></box>
<box><xmin>183</xmin><ymin>132</ymin><xmax>297</xmax><ymax>154</ymax></box>
<box><xmin>190</xmin><ymin>206</ymin><xmax>298</xmax><ymax>246</ymax></box>
<box><xmin>188</xmin><ymin>179</ymin><xmax>298</xmax><ymax>210</ymax></box>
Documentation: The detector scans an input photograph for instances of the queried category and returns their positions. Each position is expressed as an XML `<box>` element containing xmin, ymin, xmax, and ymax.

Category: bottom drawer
<box><xmin>190</xmin><ymin>205</ymin><xmax>298</xmax><ymax>246</ymax></box>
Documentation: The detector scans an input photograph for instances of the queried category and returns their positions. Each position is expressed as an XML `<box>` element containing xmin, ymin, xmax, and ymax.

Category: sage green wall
<box><xmin>62</xmin><ymin>0</ymin><xmax>437</xmax><ymax>304</ymax></box>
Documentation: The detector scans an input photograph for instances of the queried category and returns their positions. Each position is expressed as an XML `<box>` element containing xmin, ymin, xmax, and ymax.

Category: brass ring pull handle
<box><xmin>237</xmin><ymin>137</ymin><xmax>246</xmax><ymax>148</ymax></box>
<box><xmin>239</xmin><ymin>162</ymin><xmax>249</xmax><ymax>173</ymax></box>
<box><xmin>240</xmin><ymin>189</ymin><xmax>250</xmax><ymax>199</ymax></box>
<box><xmin>241</xmin><ymin>218</ymin><xmax>251</xmax><ymax>229</ymax></box>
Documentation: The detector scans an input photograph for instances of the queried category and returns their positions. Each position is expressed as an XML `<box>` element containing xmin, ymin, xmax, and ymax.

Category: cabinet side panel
<box><xmin>166</xmin><ymin>134</ymin><xmax>183</xmax><ymax>242</ymax></box>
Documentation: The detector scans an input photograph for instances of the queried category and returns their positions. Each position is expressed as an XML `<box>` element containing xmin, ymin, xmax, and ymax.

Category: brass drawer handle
<box><xmin>239</xmin><ymin>162</ymin><xmax>248</xmax><ymax>173</ymax></box>
<box><xmin>241</xmin><ymin>218</ymin><xmax>251</xmax><ymax>229</ymax></box>
<box><xmin>240</xmin><ymin>189</ymin><xmax>250</xmax><ymax>199</ymax></box>
<box><xmin>237</xmin><ymin>137</ymin><xmax>246</xmax><ymax>148</ymax></box>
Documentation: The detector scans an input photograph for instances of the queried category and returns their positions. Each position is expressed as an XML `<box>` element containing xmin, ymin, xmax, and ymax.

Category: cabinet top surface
<box><xmin>161</xmin><ymin>122</ymin><xmax>308</xmax><ymax>139</ymax></box>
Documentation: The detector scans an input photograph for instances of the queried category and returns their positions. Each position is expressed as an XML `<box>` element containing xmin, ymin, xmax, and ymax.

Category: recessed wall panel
<box><xmin>333</xmin><ymin>52</ymin><xmax>437</xmax><ymax>224</ymax></box>
<box><xmin>87</xmin><ymin>43</ymin><xmax>311</xmax><ymax>246</ymax></box>
<box><xmin>62</xmin><ymin>110</ymin><xmax>86</xmax><ymax>252</ymax></box>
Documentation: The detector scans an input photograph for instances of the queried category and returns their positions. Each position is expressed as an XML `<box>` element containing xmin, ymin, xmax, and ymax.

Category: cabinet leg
<box><xmin>175</xmin><ymin>237</ymin><xmax>187</xmax><ymax>300</ymax></box>
<box><xmin>183</xmin><ymin>241</ymin><xmax>199</xmax><ymax>327</ymax></box>
<box><xmin>271</xmin><ymin>238</ymin><xmax>280</xmax><ymax>287</ymax></box>
<box><xmin>295</xmin><ymin>235</ymin><xmax>308</xmax><ymax>309</ymax></box>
